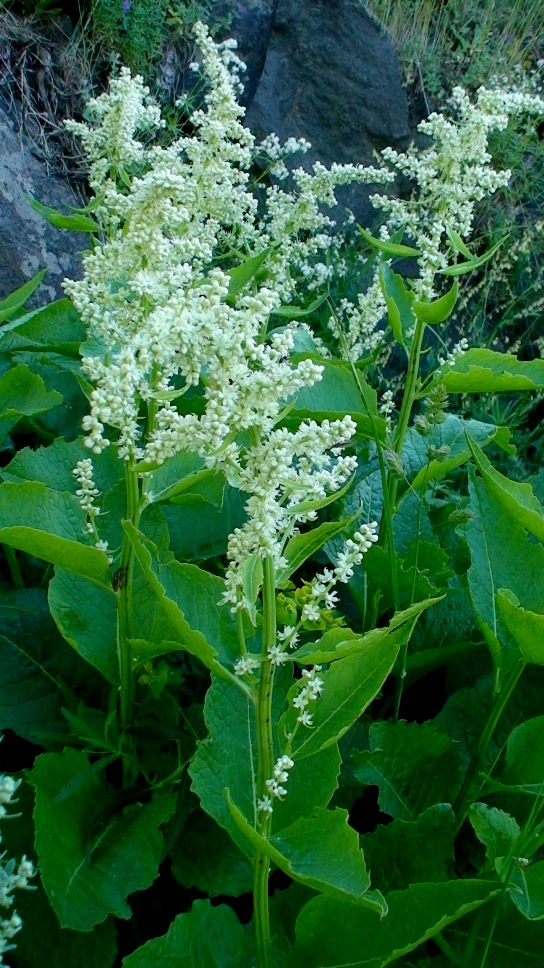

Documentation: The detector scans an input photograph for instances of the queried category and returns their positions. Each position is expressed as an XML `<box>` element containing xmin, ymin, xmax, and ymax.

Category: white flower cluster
<box><xmin>0</xmin><ymin>774</ymin><xmax>35</xmax><ymax>966</ymax></box>
<box><xmin>330</xmin><ymin>82</ymin><xmax>544</xmax><ymax>358</ymax></box>
<box><xmin>258</xmin><ymin>754</ymin><xmax>295</xmax><ymax>815</ymax></box>
<box><xmin>301</xmin><ymin>523</ymin><xmax>379</xmax><ymax>624</ymax></box>
<box><xmin>438</xmin><ymin>336</ymin><xmax>469</xmax><ymax>368</ymax></box>
<box><xmin>222</xmin><ymin>415</ymin><xmax>358</xmax><ymax>609</ymax></box>
<box><xmin>291</xmin><ymin>665</ymin><xmax>324</xmax><ymax>728</ymax></box>
<box><xmin>72</xmin><ymin>458</ymin><xmax>109</xmax><ymax>554</ymax></box>
<box><xmin>256</xmin><ymin>132</ymin><xmax>311</xmax><ymax>180</ymax></box>
<box><xmin>379</xmin><ymin>389</ymin><xmax>395</xmax><ymax>434</ymax></box>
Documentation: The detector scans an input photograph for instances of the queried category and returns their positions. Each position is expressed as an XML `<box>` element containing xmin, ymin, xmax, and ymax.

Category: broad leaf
<box><xmin>280</xmin><ymin>631</ymin><xmax>402</xmax><ymax>759</ymax></box>
<box><xmin>0</xmin><ymin>481</ymin><xmax>111</xmax><ymax>584</ymax></box>
<box><xmin>31</xmin><ymin>748</ymin><xmax>175</xmax><ymax>930</ymax></box>
<box><xmin>293</xmin><ymin>880</ymin><xmax>499</xmax><ymax>967</ymax></box>
<box><xmin>354</xmin><ymin>721</ymin><xmax>464</xmax><ymax>820</ymax></box>
<box><xmin>0</xmin><ymin>364</ymin><xmax>63</xmax><ymax>442</ymax></box>
<box><xmin>501</xmin><ymin>716</ymin><xmax>544</xmax><ymax>788</ymax></box>
<box><xmin>444</xmin><ymin>900</ymin><xmax>544</xmax><ymax>967</ymax></box>
<box><xmin>509</xmin><ymin>861</ymin><xmax>544</xmax><ymax>920</ymax></box>
<box><xmin>48</xmin><ymin>569</ymin><xmax>119</xmax><ymax>683</ymax></box>
<box><xmin>3</xmin><ymin>437</ymin><xmax>123</xmax><ymax>493</ymax></box>
<box><xmin>402</xmin><ymin>414</ymin><xmax>513</xmax><ymax>491</ymax></box>
<box><xmin>0</xmin><ymin>269</ymin><xmax>46</xmax><ymax>322</ymax></box>
<box><xmin>413</xmin><ymin>279</ymin><xmax>458</xmax><ymax>324</ymax></box>
<box><xmin>122</xmin><ymin>899</ymin><xmax>247</xmax><ymax>967</ymax></box>
<box><xmin>469</xmin><ymin>803</ymin><xmax>520</xmax><ymax>867</ymax></box>
<box><xmin>361</xmin><ymin>804</ymin><xmax>455</xmax><ymax>892</ymax></box>
<box><xmin>0</xmin><ymin>299</ymin><xmax>85</xmax><ymax>355</ymax></box>
<box><xmin>497</xmin><ymin>590</ymin><xmax>544</xmax><ymax>666</ymax></box>
<box><xmin>290</xmin><ymin>359</ymin><xmax>385</xmax><ymax>440</ymax></box>
<box><xmin>171</xmin><ymin>811</ymin><xmax>253</xmax><ymax>897</ymax></box>
<box><xmin>228</xmin><ymin>798</ymin><xmax>386</xmax><ymax>913</ymax></box>
<box><xmin>467</xmin><ymin>434</ymin><xmax>544</xmax><ymax>541</ymax></box>
<box><xmin>442</xmin><ymin>349</ymin><xmax>544</xmax><ymax>393</ymax></box>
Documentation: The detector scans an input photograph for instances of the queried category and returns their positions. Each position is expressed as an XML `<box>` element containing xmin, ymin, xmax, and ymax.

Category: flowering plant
<box><xmin>1</xmin><ymin>21</ymin><xmax>544</xmax><ymax>968</ymax></box>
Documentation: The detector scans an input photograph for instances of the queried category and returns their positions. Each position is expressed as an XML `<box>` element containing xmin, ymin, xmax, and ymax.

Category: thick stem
<box><xmin>117</xmin><ymin>462</ymin><xmax>141</xmax><ymax>779</ymax></box>
<box><xmin>453</xmin><ymin>658</ymin><xmax>526</xmax><ymax>834</ymax></box>
<box><xmin>253</xmin><ymin>555</ymin><xmax>276</xmax><ymax>968</ymax></box>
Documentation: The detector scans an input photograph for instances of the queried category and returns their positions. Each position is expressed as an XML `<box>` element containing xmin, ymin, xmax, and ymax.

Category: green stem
<box><xmin>253</xmin><ymin>555</ymin><xmax>276</xmax><ymax>968</ymax></box>
<box><xmin>3</xmin><ymin>544</ymin><xmax>24</xmax><ymax>589</ymax></box>
<box><xmin>117</xmin><ymin>462</ymin><xmax>142</xmax><ymax>780</ymax></box>
<box><xmin>453</xmin><ymin>659</ymin><xmax>526</xmax><ymax>834</ymax></box>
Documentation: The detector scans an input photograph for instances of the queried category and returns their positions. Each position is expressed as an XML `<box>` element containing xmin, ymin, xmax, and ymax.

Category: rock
<box><xmin>214</xmin><ymin>0</ymin><xmax>279</xmax><ymax>106</ymax></box>
<box><xmin>245</xmin><ymin>0</ymin><xmax>410</xmax><ymax>226</ymax></box>
<box><xmin>0</xmin><ymin>104</ymin><xmax>84</xmax><ymax>306</ymax></box>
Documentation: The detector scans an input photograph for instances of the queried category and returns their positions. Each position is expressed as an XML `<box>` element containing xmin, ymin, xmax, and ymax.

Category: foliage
<box><xmin>1</xmin><ymin>19</ymin><xmax>544</xmax><ymax>968</ymax></box>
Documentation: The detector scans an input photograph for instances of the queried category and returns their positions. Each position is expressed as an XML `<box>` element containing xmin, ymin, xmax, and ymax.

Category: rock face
<box><xmin>214</xmin><ymin>0</ymin><xmax>279</xmax><ymax>105</ymax></box>
<box><xmin>0</xmin><ymin>105</ymin><xmax>84</xmax><ymax>306</ymax></box>
<box><xmin>245</xmin><ymin>0</ymin><xmax>410</xmax><ymax>225</ymax></box>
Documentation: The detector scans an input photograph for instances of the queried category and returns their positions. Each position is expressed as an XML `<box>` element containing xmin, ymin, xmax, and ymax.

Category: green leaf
<box><xmin>361</xmin><ymin>804</ymin><xmax>455</xmax><ymax>893</ymax></box>
<box><xmin>31</xmin><ymin>748</ymin><xmax>175</xmax><ymax>930</ymax></box>
<box><xmin>509</xmin><ymin>861</ymin><xmax>544</xmax><ymax>920</ymax></box>
<box><xmin>0</xmin><ymin>587</ymin><xmax>102</xmax><ymax>745</ymax></box>
<box><xmin>189</xmin><ymin>676</ymin><xmax>341</xmax><ymax>853</ymax></box>
<box><xmin>26</xmin><ymin>194</ymin><xmax>101</xmax><ymax>231</ymax></box>
<box><xmin>227</xmin><ymin>247</ymin><xmax>271</xmax><ymax>296</ymax></box>
<box><xmin>497</xmin><ymin>590</ymin><xmax>544</xmax><ymax>666</ymax></box>
<box><xmin>379</xmin><ymin>264</ymin><xmax>415</xmax><ymax>348</ymax></box>
<box><xmin>462</xmin><ymin>468</ymin><xmax>544</xmax><ymax>674</ymax></box>
<box><xmin>440</xmin><ymin>234</ymin><xmax>508</xmax><ymax>275</ymax></box>
<box><xmin>413</xmin><ymin>279</ymin><xmax>458</xmax><ymax>324</ymax></box>
<box><xmin>122</xmin><ymin>899</ymin><xmax>247</xmax><ymax>967</ymax></box>
<box><xmin>0</xmin><ymin>482</ymin><xmax>111</xmax><ymax>584</ymax></box>
<box><xmin>280</xmin><ymin>631</ymin><xmax>402</xmax><ymax>760</ymax></box>
<box><xmin>143</xmin><ymin>450</ymin><xmax>207</xmax><ymax>503</ymax></box>
<box><xmin>469</xmin><ymin>803</ymin><xmax>520</xmax><ymax>866</ymax></box>
<box><xmin>228</xmin><ymin>797</ymin><xmax>386</xmax><ymax>913</ymax></box>
<box><xmin>442</xmin><ymin>348</ymin><xmax>544</xmax><ymax>393</ymax></box>
<box><xmin>358</xmin><ymin>225</ymin><xmax>420</xmax><ymax>257</ymax></box>
<box><xmin>123</xmin><ymin>522</ymin><xmax>241</xmax><ymax>681</ymax></box>
<box><xmin>171</xmin><ymin>811</ymin><xmax>253</xmax><ymax>898</ymax></box>
<box><xmin>241</xmin><ymin>553</ymin><xmax>263</xmax><ymax>626</ymax></box>
<box><xmin>446</xmin><ymin>226</ymin><xmax>475</xmax><ymax>260</ymax></box>
<box><xmin>290</xmin><ymin>359</ymin><xmax>385</xmax><ymax>440</ymax></box>
<box><xmin>293</xmin><ymin>880</ymin><xmax>499</xmax><ymax>967</ymax></box>
<box><xmin>404</xmin><ymin>414</ymin><xmax>514</xmax><ymax>491</ymax></box>
<box><xmin>0</xmin><ymin>778</ymin><xmax>118</xmax><ymax>968</ymax></box>
<box><xmin>163</xmin><ymin>483</ymin><xmax>246</xmax><ymax>562</ymax></box>
<box><xmin>444</xmin><ymin>900</ymin><xmax>544</xmax><ymax>967</ymax></box>
<box><xmin>48</xmin><ymin>569</ymin><xmax>119</xmax><ymax>683</ymax></box>
<box><xmin>0</xmin><ymin>299</ymin><xmax>85</xmax><ymax>355</ymax></box>
<box><xmin>2</xmin><ymin>437</ymin><xmax>124</xmax><ymax>493</ymax></box>
<box><xmin>271</xmin><ymin>294</ymin><xmax>327</xmax><ymax>319</ymax></box>
<box><xmin>0</xmin><ymin>364</ymin><xmax>63</xmax><ymax>441</ymax></box>
<box><xmin>354</xmin><ymin>721</ymin><xmax>464</xmax><ymax>820</ymax></box>
<box><xmin>467</xmin><ymin>434</ymin><xmax>544</xmax><ymax>541</ymax></box>
<box><xmin>292</xmin><ymin>601</ymin><xmax>435</xmax><ymax>664</ymax></box>
<box><xmin>501</xmin><ymin>716</ymin><xmax>544</xmax><ymax>788</ymax></box>
<box><xmin>0</xmin><ymin>269</ymin><xmax>46</xmax><ymax>323</ymax></box>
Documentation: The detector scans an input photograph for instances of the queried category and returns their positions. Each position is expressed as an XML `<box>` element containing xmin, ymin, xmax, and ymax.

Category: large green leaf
<box><xmin>0</xmin><ymin>299</ymin><xmax>85</xmax><ymax>355</ymax></box>
<box><xmin>0</xmin><ymin>482</ymin><xmax>111</xmax><ymax>584</ymax></box>
<box><xmin>189</xmin><ymin>676</ymin><xmax>341</xmax><ymax>853</ymax></box>
<box><xmin>361</xmin><ymin>804</ymin><xmax>455</xmax><ymax>892</ymax></box>
<box><xmin>293</xmin><ymin>600</ymin><xmax>434</xmax><ymax>664</ymax></box>
<box><xmin>229</xmin><ymin>798</ymin><xmax>386</xmax><ymax>914</ymax></box>
<box><xmin>48</xmin><ymin>569</ymin><xmax>119</xmax><ymax>683</ymax></box>
<box><xmin>469</xmin><ymin>803</ymin><xmax>520</xmax><ymax>868</ymax></box>
<box><xmin>122</xmin><ymin>900</ymin><xmax>247</xmax><ymax>967</ymax></box>
<box><xmin>293</xmin><ymin>880</ymin><xmax>499</xmax><ymax>967</ymax></box>
<box><xmin>462</xmin><ymin>467</ymin><xmax>544</xmax><ymax>674</ymax></box>
<box><xmin>0</xmin><ymin>778</ymin><xmax>118</xmax><ymax>968</ymax></box>
<box><xmin>501</xmin><ymin>716</ymin><xmax>544</xmax><ymax>788</ymax></box>
<box><xmin>31</xmin><ymin>748</ymin><xmax>175</xmax><ymax>930</ymax></box>
<box><xmin>171</xmin><ymin>810</ymin><xmax>253</xmax><ymax>898</ymax></box>
<box><xmin>279</xmin><ymin>630</ymin><xmax>402</xmax><ymax>760</ymax></box>
<box><xmin>467</xmin><ymin>435</ymin><xmax>544</xmax><ymax>541</ymax></box>
<box><xmin>413</xmin><ymin>280</ymin><xmax>458</xmax><ymax>324</ymax></box>
<box><xmin>444</xmin><ymin>900</ymin><xmax>544</xmax><ymax>967</ymax></box>
<box><xmin>290</xmin><ymin>359</ymin><xmax>385</xmax><ymax>440</ymax></box>
<box><xmin>509</xmin><ymin>861</ymin><xmax>544</xmax><ymax>920</ymax></box>
<box><xmin>123</xmin><ymin>523</ymin><xmax>241</xmax><ymax>681</ymax></box>
<box><xmin>379</xmin><ymin>264</ymin><xmax>415</xmax><ymax>348</ymax></box>
<box><xmin>0</xmin><ymin>587</ymin><xmax>102</xmax><ymax>745</ymax></box>
<box><xmin>442</xmin><ymin>349</ymin><xmax>544</xmax><ymax>393</ymax></box>
<box><xmin>3</xmin><ymin>437</ymin><xmax>124</xmax><ymax>493</ymax></box>
<box><xmin>497</xmin><ymin>590</ymin><xmax>544</xmax><ymax>666</ymax></box>
<box><xmin>402</xmin><ymin>414</ymin><xmax>513</xmax><ymax>491</ymax></box>
<box><xmin>354</xmin><ymin>721</ymin><xmax>463</xmax><ymax>820</ymax></box>
<box><xmin>163</xmin><ymin>484</ymin><xmax>246</xmax><ymax>562</ymax></box>
<box><xmin>0</xmin><ymin>364</ymin><xmax>63</xmax><ymax>441</ymax></box>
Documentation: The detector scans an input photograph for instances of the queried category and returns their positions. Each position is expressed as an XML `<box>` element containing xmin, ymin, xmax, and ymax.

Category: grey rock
<box><xmin>245</xmin><ymin>0</ymin><xmax>410</xmax><ymax>226</ymax></box>
<box><xmin>0</xmin><ymin>104</ymin><xmax>84</xmax><ymax>306</ymax></box>
<box><xmin>214</xmin><ymin>0</ymin><xmax>279</xmax><ymax>106</ymax></box>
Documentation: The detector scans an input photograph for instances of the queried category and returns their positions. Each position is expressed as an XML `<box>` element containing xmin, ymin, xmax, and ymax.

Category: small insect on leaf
<box><xmin>113</xmin><ymin>567</ymin><xmax>127</xmax><ymax>592</ymax></box>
